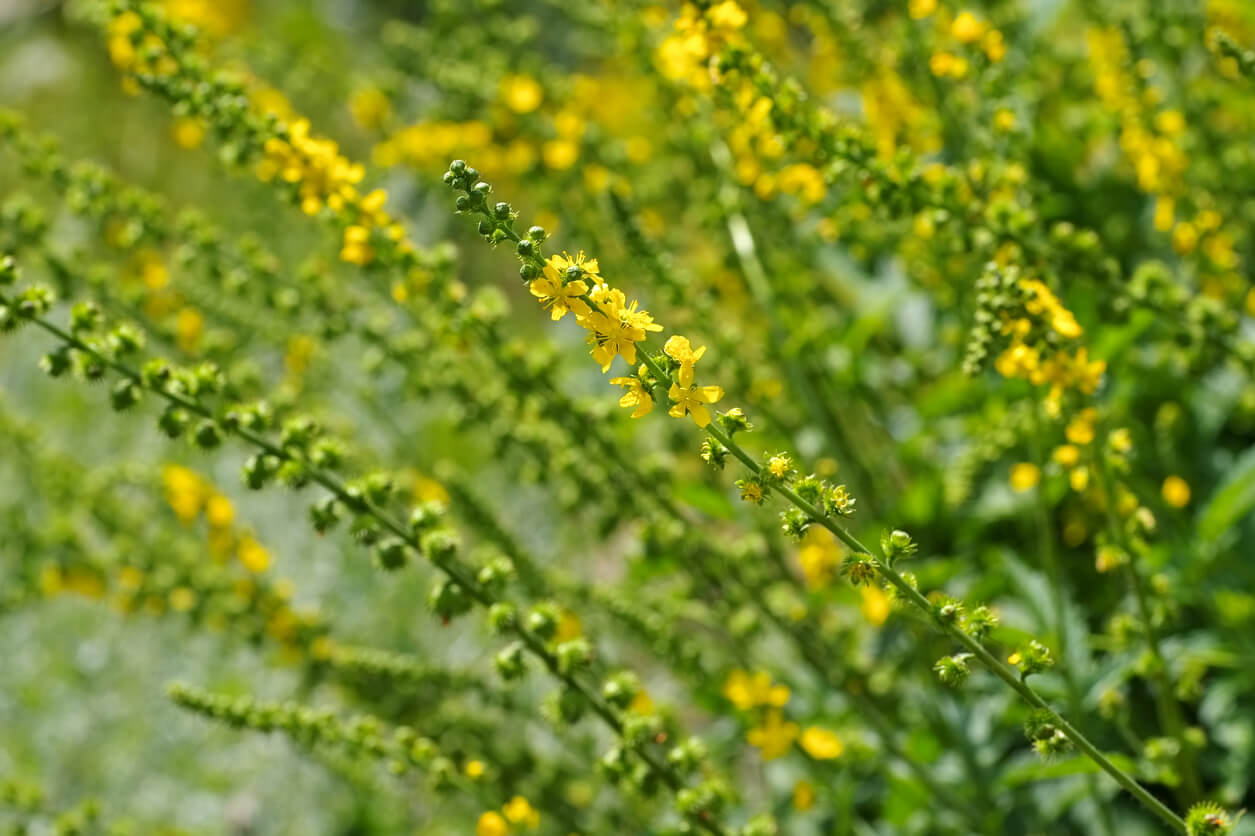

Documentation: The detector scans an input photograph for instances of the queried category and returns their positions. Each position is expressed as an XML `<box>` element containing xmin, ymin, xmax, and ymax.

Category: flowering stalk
<box><xmin>445</xmin><ymin>167</ymin><xmax>1190</xmax><ymax>834</ymax></box>
<box><xmin>0</xmin><ymin>262</ymin><xmax>748</xmax><ymax>836</ymax></box>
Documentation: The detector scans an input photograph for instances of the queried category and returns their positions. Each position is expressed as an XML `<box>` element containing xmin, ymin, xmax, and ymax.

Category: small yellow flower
<box><xmin>793</xmin><ymin>779</ymin><xmax>816</xmax><ymax>811</ymax></box>
<box><xmin>530</xmin><ymin>272</ymin><xmax>590</xmax><ymax>321</ymax></box>
<box><xmin>1052</xmin><ymin>445</ymin><xmax>1080</xmax><ymax>467</ymax></box>
<box><xmin>746</xmin><ymin>709</ymin><xmax>800</xmax><ymax>760</ymax></box>
<box><xmin>169</xmin><ymin>587</ymin><xmax>197</xmax><ymax>612</ymax></box>
<box><xmin>952</xmin><ymin>12</ymin><xmax>987</xmax><ymax>44</ymax></box>
<box><xmin>1069</xmin><ymin>466</ymin><xmax>1090</xmax><ymax>492</ymax></box>
<box><xmin>205</xmin><ymin>494</ymin><xmax>235</xmax><ymax>528</ymax></box>
<box><xmin>1009</xmin><ymin>463</ymin><xmax>1041</xmax><ymax>492</ymax></box>
<box><xmin>768</xmin><ymin>454</ymin><xmax>791</xmax><ymax>478</ymax></box>
<box><xmin>477</xmin><ymin>811</ymin><xmax>509</xmax><ymax>836</ymax></box>
<box><xmin>908</xmin><ymin>0</ymin><xmax>937</xmax><ymax>19</ymax></box>
<box><xmin>172</xmin><ymin>117</ymin><xmax>205</xmax><ymax>149</ymax></box>
<box><xmin>861</xmin><ymin>586</ymin><xmax>890</xmax><ymax>626</ymax></box>
<box><xmin>502</xmin><ymin>796</ymin><xmax>540</xmax><ymax>828</ymax></box>
<box><xmin>723</xmin><ymin>670</ymin><xmax>789</xmax><ymax>710</ymax></box>
<box><xmin>237</xmin><ymin>536</ymin><xmax>271</xmax><ymax>573</ymax></box>
<box><xmin>1065</xmin><ymin>410</ymin><xmax>1096</xmax><ymax>445</ymax></box>
<box><xmin>994</xmin><ymin>108</ymin><xmax>1016</xmax><ymax>132</ymax></box>
<box><xmin>465</xmin><ymin>760</ymin><xmax>486</xmax><ymax>779</ymax></box>
<box><xmin>609</xmin><ymin>371</ymin><xmax>654</xmax><ymax>419</ymax></box>
<box><xmin>982</xmin><ymin>29</ymin><xmax>1006</xmax><ymax>62</ymax></box>
<box><xmin>1162</xmin><ymin>475</ymin><xmax>1190</xmax><ymax>508</ymax></box>
<box><xmin>739</xmin><ymin>479</ymin><xmax>765</xmax><ymax>504</ymax></box>
<box><xmin>1172</xmin><ymin>222</ymin><xmax>1198</xmax><ymax>254</ymax></box>
<box><xmin>501</xmin><ymin>74</ymin><xmax>543</xmax><ymax>114</ymax></box>
<box><xmin>555</xmin><ymin>610</ymin><xmax>582</xmax><ymax>642</ymax></box>
<box><xmin>800</xmin><ymin>726</ymin><xmax>844</xmax><ymax>760</ymax></box>
<box><xmin>663</xmin><ymin>335</ymin><xmax>707</xmax><ymax>387</ymax></box>
<box><xmin>706</xmin><ymin>0</ymin><xmax>747</xmax><ymax>29</ymax></box>
<box><xmin>667</xmin><ymin>381</ymin><xmax>725</xmax><ymax>427</ymax></box>
<box><xmin>340</xmin><ymin>225</ymin><xmax>373</xmax><ymax>265</ymax></box>
<box><xmin>176</xmin><ymin>307</ymin><xmax>204</xmax><ymax>354</ymax></box>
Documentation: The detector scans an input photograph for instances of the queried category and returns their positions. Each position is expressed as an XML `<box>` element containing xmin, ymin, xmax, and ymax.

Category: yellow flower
<box><xmin>205</xmin><ymin>494</ymin><xmax>235</xmax><ymax>528</ymax></box>
<box><xmin>793</xmin><ymin>779</ymin><xmax>816</xmax><ymax>811</ymax></box>
<box><xmin>908</xmin><ymin>0</ymin><xmax>937</xmax><ymax>19</ymax></box>
<box><xmin>1053</xmin><ymin>444</ymin><xmax>1080</xmax><ymax>467</ymax></box>
<box><xmin>237</xmin><ymin>536</ymin><xmax>271</xmax><ymax>573</ymax></box>
<box><xmin>503</xmin><ymin>796</ymin><xmax>540</xmax><ymax>828</ymax></box>
<box><xmin>163</xmin><ymin>465</ymin><xmax>206</xmax><ymax>522</ymax></box>
<box><xmin>1172</xmin><ymin>222</ymin><xmax>1198</xmax><ymax>254</ymax></box>
<box><xmin>609</xmin><ymin>371</ymin><xmax>655</xmax><ymax>418</ymax></box>
<box><xmin>1065</xmin><ymin>410</ymin><xmax>1097</xmax><ymax>445</ymax></box>
<box><xmin>629</xmin><ymin>689</ymin><xmax>654</xmax><ymax>714</ymax></box>
<box><xmin>994</xmin><ymin>108</ymin><xmax>1016</xmax><ymax>132</ymax></box>
<box><xmin>477</xmin><ymin>812</ymin><xmax>509</xmax><ymax>836</ymax></box>
<box><xmin>581</xmin><ymin>285</ymin><xmax>661</xmax><ymax>371</ymax></box>
<box><xmin>544</xmin><ymin>248</ymin><xmax>602</xmax><ymax>281</ymax></box>
<box><xmin>530</xmin><ymin>271</ymin><xmax>590</xmax><ymax>321</ymax></box>
<box><xmin>556</xmin><ymin>610</ymin><xmax>582</xmax><ymax>642</ymax></box>
<box><xmin>668</xmin><ymin>381</ymin><xmax>725</xmax><ymax>427</ymax></box>
<box><xmin>465</xmin><ymin>760</ymin><xmax>486</xmax><ymax>779</ymax></box>
<box><xmin>176</xmin><ymin>307</ymin><xmax>204</xmax><ymax>354</ymax></box>
<box><xmin>747</xmin><ymin>709</ymin><xmax>800</xmax><ymax>760</ymax></box>
<box><xmin>723</xmin><ymin>670</ymin><xmax>789</xmax><ymax>710</ymax></box>
<box><xmin>542</xmin><ymin>138</ymin><xmax>579</xmax><ymax>170</ymax></box>
<box><xmin>861</xmin><ymin>585</ymin><xmax>890</xmax><ymax>626</ymax></box>
<box><xmin>739</xmin><ymin>479</ymin><xmax>765</xmax><ymax>504</ymax></box>
<box><xmin>340</xmin><ymin>225</ymin><xmax>374</xmax><ymax>265</ymax></box>
<box><xmin>501</xmin><ymin>74</ymin><xmax>544</xmax><ymax>114</ymax></box>
<box><xmin>172</xmin><ymin>117</ymin><xmax>205</xmax><ymax>149</ymax></box>
<box><xmin>1069</xmin><ymin>466</ymin><xmax>1090</xmax><ymax>492</ymax></box>
<box><xmin>663</xmin><ymin>335</ymin><xmax>707</xmax><ymax>387</ymax></box>
<box><xmin>1154</xmin><ymin>196</ymin><xmax>1175</xmax><ymax>231</ymax></box>
<box><xmin>951</xmin><ymin>12</ymin><xmax>987</xmax><ymax>44</ymax></box>
<box><xmin>706</xmin><ymin>0</ymin><xmax>747</xmax><ymax>29</ymax></box>
<box><xmin>169</xmin><ymin>587</ymin><xmax>197</xmax><ymax>612</ymax></box>
<box><xmin>800</xmin><ymin>727</ymin><xmax>844</xmax><ymax>760</ymax></box>
<box><xmin>349</xmin><ymin>86</ymin><xmax>391</xmax><ymax>131</ymax></box>
<box><xmin>768</xmin><ymin>455</ymin><xmax>791</xmax><ymax>478</ymax></box>
<box><xmin>982</xmin><ymin>29</ymin><xmax>1006</xmax><ymax>62</ymax></box>
<box><xmin>1162</xmin><ymin>475</ymin><xmax>1190</xmax><ymax>508</ymax></box>
<box><xmin>1009</xmin><ymin>463</ymin><xmax>1041</xmax><ymax>492</ymax></box>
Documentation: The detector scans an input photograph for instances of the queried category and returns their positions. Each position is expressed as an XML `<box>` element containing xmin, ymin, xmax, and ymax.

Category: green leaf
<box><xmin>1198</xmin><ymin>446</ymin><xmax>1255</xmax><ymax>543</ymax></box>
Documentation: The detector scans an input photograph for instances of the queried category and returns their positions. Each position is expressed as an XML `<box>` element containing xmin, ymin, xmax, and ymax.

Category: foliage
<box><xmin>2</xmin><ymin>0</ymin><xmax>1255</xmax><ymax>833</ymax></box>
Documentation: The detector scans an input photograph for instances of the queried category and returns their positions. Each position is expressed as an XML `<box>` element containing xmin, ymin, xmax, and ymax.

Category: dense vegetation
<box><xmin>2</xmin><ymin>0</ymin><xmax>1255</xmax><ymax>833</ymax></box>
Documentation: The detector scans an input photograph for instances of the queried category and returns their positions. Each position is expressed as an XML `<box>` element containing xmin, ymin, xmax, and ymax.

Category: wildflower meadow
<box><xmin>2</xmin><ymin>0</ymin><xmax>1255</xmax><ymax>833</ymax></box>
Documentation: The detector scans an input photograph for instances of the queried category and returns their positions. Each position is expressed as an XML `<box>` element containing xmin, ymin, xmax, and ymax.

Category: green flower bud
<box><xmin>494</xmin><ymin>641</ymin><xmax>527</xmax><ymax>681</ymax></box>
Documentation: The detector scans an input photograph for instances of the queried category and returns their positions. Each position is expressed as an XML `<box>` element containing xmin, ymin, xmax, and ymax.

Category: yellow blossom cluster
<box><xmin>475</xmin><ymin>796</ymin><xmax>540</xmax><ymax>836</ymax></box>
<box><xmin>526</xmin><ymin>248</ymin><xmax>724</xmax><ymax>427</ymax></box>
<box><xmin>656</xmin><ymin>1</ymin><xmax>747</xmax><ymax>90</ymax></box>
<box><xmin>1087</xmin><ymin>27</ymin><xmax>1243</xmax><ymax>295</ymax></box>
<box><xmin>254</xmin><ymin>122</ymin><xmax>409</xmax><ymax>266</ymax></box>
<box><xmin>924</xmin><ymin>7</ymin><xmax>1007</xmax><ymax>79</ymax></box>
<box><xmin>993</xmin><ymin>279</ymin><xmax>1104</xmax><ymax>411</ymax></box>
<box><xmin>723</xmin><ymin>669</ymin><xmax>844</xmax><ymax>762</ymax></box>
<box><xmin>162</xmin><ymin>465</ymin><xmax>271</xmax><ymax>572</ymax></box>
<box><xmin>107</xmin><ymin>11</ymin><xmax>177</xmax><ymax>80</ymax></box>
